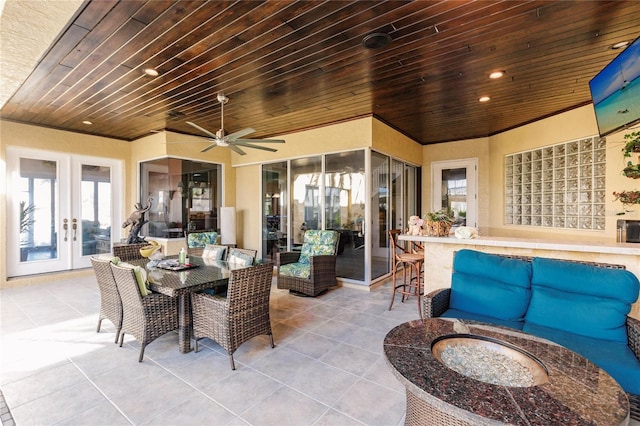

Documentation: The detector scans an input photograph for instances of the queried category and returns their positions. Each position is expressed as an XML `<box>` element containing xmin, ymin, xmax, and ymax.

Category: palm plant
<box><xmin>19</xmin><ymin>201</ymin><xmax>36</xmax><ymax>238</ymax></box>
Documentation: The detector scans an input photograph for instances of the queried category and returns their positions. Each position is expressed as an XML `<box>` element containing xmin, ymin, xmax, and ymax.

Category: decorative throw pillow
<box><xmin>119</xmin><ymin>262</ymin><xmax>150</xmax><ymax>297</ymax></box>
<box><xmin>202</xmin><ymin>244</ymin><xmax>227</xmax><ymax>260</ymax></box>
<box><xmin>227</xmin><ymin>250</ymin><xmax>254</xmax><ymax>266</ymax></box>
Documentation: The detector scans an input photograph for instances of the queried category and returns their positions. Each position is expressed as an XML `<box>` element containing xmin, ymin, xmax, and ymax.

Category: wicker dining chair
<box><xmin>191</xmin><ymin>262</ymin><xmax>274</xmax><ymax>370</ymax></box>
<box><xmin>110</xmin><ymin>263</ymin><xmax>178</xmax><ymax>362</ymax></box>
<box><xmin>112</xmin><ymin>243</ymin><xmax>147</xmax><ymax>261</ymax></box>
<box><xmin>90</xmin><ymin>257</ymin><xmax>123</xmax><ymax>343</ymax></box>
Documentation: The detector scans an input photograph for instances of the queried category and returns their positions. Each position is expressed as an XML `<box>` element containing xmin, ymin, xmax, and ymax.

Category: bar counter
<box><xmin>397</xmin><ymin>234</ymin><xmax>640</xmax><ymax>319</ymax></box>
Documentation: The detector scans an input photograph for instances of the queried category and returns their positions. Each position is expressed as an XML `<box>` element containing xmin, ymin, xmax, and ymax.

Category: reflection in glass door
<box><xmin>6</xmin><ymin>148</ymin><xmax>121</xmax><ymax>277</ymax></box>
<box><xmin>325</xmin><ymin>151</ymin><xmax>365</xmax><ymax>281</ymax></box>
<box><xmin>431</xmin><ymin>158</ymin><xmax>477</xmax><ymax>229</ymax></box>
<box><xmin>262</xmin><ymin>162</ymin><xmax>288</xmax><ymax>261</ymax></box>
<box><xmin>371</xmin><ymin>152</ymin><xmax>390</xmax><ymax>281</ymax></box>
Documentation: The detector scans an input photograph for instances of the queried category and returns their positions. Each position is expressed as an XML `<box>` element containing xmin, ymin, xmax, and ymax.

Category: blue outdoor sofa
<box><xmin>423</xmin><ymin>249</ymin><xmax>640</xmax><ymax>420</ymax></box>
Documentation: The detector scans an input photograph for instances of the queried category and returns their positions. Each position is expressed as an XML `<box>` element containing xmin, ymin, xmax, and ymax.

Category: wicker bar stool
<box><xmin>90</xmin><ymin>257</ymin><xmax>123</xmax><ymax>343</ymax></box>
<box><xmin>388</xmin><ymin>229</ymin><xmax>424</xmax><ymax>318</ymax></box>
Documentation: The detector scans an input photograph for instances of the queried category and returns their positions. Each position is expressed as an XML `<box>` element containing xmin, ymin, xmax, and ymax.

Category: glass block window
<box><xmin>505</xmin><ymin>136</ymin><xmax>606</xmax><ymax>230</ymax></box>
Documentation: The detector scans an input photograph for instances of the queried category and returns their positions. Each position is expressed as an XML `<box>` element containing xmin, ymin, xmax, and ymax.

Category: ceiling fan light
<box><xmin>489</xmin><ymin>71</ymin><xmax>504</xmax><ymax>79</ymax></box>
<box><xmin>478</xmin><ymin>96</ymin><xmax>491</xmax><ymax>102</ymax></box>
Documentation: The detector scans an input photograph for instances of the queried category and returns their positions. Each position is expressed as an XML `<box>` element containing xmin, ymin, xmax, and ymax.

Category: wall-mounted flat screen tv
<box><xmin>589</xmin><ymin>35</ymin><xmax>640</xmax><ymax>137</ymax></box>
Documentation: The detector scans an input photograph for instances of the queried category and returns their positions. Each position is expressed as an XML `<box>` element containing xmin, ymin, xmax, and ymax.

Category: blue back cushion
<box><xmin>449</xmin><ymin>250</ymin><xmax>532</xmax><ymax>321</ymax></box>
<box><xmin>525</xmin><ymin>257</ymin><xmax>640</xmax><ymax>342</ymax></box>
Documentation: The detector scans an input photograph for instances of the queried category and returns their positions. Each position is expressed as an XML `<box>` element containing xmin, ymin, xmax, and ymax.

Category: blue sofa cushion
<box><xmin>526</xmin><ymin>258</ymin><xmax>640</xmax><ymax>342</ymax></box>
<box><xmin>449</xmin><ymin>250</ymin><xmax>532</xmax><ymax>321</ymax></box>
<box><xmin>523</xmin><ymin>323</ymin><xmax>640</xmax><ymax>395</ymax></box>
<box><xmin>441</xmin><ymin>308</ymin><xmax>525</xmax><ymax>331</ymax></box>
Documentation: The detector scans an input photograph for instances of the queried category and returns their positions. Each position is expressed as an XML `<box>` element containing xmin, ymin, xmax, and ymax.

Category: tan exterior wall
<box><xmin>371</xmin><ymin>119</ymin><xmax>422</xmax><ymax>164</ymax></box>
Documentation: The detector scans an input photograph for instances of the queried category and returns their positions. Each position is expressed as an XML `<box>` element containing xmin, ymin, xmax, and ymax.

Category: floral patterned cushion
<box><xmin>279</xmin><ymin>262</ymin><xmax>310</xmax><ymax>279</ymax></box>
<box><xmin>299</xmin><ymin>230</ymin><xmax>338</xmax><ymax>264</ymax></box>
<box><xmin>187</xmin><ymin>232</ymin><xmax>219</xmax><ymax>248</ymax></box>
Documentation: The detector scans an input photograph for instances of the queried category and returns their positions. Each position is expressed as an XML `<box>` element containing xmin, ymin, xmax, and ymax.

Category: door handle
<box><xmin>72</xmin><ymin>218</ymin><xmax>78</xmax><ymax>241</ymax></box>
<box><xmin>63</xmin><ymin>219</ymin><xmax>68</xmax><ymax>241</ymax></box>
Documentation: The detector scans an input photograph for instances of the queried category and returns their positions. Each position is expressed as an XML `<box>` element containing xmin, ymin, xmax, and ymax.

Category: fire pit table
<box><xmin>383</xmin><ymin>318</ymin><xmax>630</xmax><ymax>425</ymax></box>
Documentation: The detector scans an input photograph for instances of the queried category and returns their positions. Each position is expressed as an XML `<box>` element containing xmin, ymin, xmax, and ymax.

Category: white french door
<box><xmin>6</xmin><ymin>147</ymin><xmax>122</xmax><ymax>277</ymax></box>
<box><xmin>431</xmin><ymin>158</ymin><xmax>478</xmax><ymax>228</ymax></box>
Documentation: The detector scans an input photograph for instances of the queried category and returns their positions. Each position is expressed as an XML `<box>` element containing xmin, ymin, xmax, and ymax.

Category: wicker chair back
<box><xmin>191</xmin><ymin>262</ymin><xmax>275</xmax><ymax>369</ymax></box>
<box><xmin>90</xmin><ymin>257</ymin><xmax>123</xmax><ymax>343</ymax></box>
<box><xmin>110</xmin><ymin>263</ymin><xmax>178</xmax><ymax>362</ymax></box>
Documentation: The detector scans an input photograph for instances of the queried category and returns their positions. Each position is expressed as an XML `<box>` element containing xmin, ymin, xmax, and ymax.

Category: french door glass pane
<box><xmin>19</xmin><ymin>158</ymin><xmax>57</xmax><ymax>262</ymax></box>
<box><xmin>441</xmin><ymin>167</ymin><xmax>467</xmax><ymax>225</ymax></box>
<box><xmin>80</xmin><ymin>165</ymin><xmax>112</xmax><ymax>256</ymax></box>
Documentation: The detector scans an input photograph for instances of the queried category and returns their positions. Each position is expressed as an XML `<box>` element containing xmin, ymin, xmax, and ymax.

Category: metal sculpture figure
<box><xmin>122</xmin><ymin>197</ymin><xmax>153</xmax><ymax>244</ymax></box>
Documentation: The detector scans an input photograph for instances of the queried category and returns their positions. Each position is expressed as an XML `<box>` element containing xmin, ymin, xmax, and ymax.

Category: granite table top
<box><xmin>383</xmin><ymin>318</ymin><xmax>629</xmax><ymax>425</ymax></box>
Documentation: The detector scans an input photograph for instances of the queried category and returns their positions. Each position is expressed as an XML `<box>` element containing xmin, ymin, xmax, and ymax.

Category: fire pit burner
<box><xmin>432</xmin><ymin>334</ymin><xmax>549</xmax><ymax>387</ymax></box>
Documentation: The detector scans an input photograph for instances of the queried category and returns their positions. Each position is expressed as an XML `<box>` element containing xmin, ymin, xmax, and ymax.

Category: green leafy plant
<box><xmin>623</xmin><ymin>163</ymin><xmax>640</xmax><ymax>179</ymax></box>
<box><xmin>424</xmin><ymin>210</ymin><xmax>454</xmax><ymax>223</ymax></box>
<box><xmin>622</xmin><ymin>131</ymin><xmax>640</xmax><ymax>158</ymax></box>
<box><xmin>19</xmin><ymin>201</ymin><xmax>36</xmax><ymax>234</ymax></box>
<box><xmin>613</xmin><ymin>190</ymin><xmax>640</xmax><ymax>205</ymax></box>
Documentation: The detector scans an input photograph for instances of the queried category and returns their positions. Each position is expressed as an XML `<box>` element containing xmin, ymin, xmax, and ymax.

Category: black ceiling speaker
<box><xmin>362</xmin><ymin>32</ymin><xmax>392</xmax><ymax>49</ymax></box>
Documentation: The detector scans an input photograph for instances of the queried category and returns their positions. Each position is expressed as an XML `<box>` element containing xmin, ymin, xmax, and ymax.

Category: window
<box><xmin>140</xmin><ymin>158</ymin><xmax>222</xmax><ymax>238</ymax></box>
<box><xmin>505</xmin><ymin>136</ymin><xmax>606</xmax><ymax>229</ymax></box>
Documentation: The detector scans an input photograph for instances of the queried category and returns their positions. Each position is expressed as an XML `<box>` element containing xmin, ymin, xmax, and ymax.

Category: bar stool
<box><xmin>388</xmin><ymin>229</ymin><xmax>423</xmax><ymax>317</ymax></box>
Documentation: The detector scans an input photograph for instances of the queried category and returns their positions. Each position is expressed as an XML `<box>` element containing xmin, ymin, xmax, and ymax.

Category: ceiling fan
<box><xmin>186</xmin><ymin>93</ymin><xmax>285</xmax><ymax>155</ymax></box>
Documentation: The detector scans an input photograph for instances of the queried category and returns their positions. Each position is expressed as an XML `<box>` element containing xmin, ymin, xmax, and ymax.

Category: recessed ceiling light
<box><xmin>611</xmin><ymin>41</ymin><xmax>630</xmax><ymax>50</ymax></box>
<box><xmin>478</xmin><ymin>96</ymin><xmax>491</xmax><ymax>103</ymax></box>
<box><xmin>489</xmin><ymin>71</ymin><xmax>504</xmax><ymax>79</ymax></box>
<box><xmin>82</xmin><ymin>120</ymin><xmax>93</xmax><ymax>125</ymax></box>
<box><xmin>143</xmin><ymin>68</ymin><xmax>159</xmax><ymax>77</ymax></box>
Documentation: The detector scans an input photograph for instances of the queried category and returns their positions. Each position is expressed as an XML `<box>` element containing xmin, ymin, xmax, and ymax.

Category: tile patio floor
<box><xmin>2</xmin><ymin>273</ymin><xmax>638</xmax><ymax>426</ymax></box>
<box><xmin>1</xmin><ymin>273</ymin><xmax>420</xmax><ymax>425</ymax></box>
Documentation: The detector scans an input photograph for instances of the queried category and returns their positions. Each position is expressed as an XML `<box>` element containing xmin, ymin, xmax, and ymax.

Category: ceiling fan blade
<box><xmin>200</xmin><ymin>142</ymin><xmax>218</xmax><ymax>153</ymax></box>
<box><xmin>226</xmin><ymin>128</ymin><xmax>255</xmax><ymax>140</ymax></box>
<box><xmin>234</xmin><ymin>138</ymin><xmax>285</xmax><ymax>144</ymax></box>
<box><xmin>233</xmin><ymin>141</ymin><xmax>279</xmax><ymax>152</ymax></box>
<box><xmin>228</xmin><ymin>144</ymin><xmax>246</xmax><ymax>155</ymax></box>
<box><xmin>187</xmin><ymin>121</ymin><xmax>219</xmax><ymax>140</ymax></box>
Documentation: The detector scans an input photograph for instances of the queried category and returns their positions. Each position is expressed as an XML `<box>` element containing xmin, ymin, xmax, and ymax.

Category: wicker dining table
<box><xmin>130</xmin><ymin>256</ymin><xmax>248</xmax><ymax>353</ymax></box>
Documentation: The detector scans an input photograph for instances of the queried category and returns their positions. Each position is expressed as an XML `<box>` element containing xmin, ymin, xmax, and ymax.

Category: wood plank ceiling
<box><xmin>1</xmin><ymin>0</ymin><xmax>639</xmax><ymax>145</ymax></box>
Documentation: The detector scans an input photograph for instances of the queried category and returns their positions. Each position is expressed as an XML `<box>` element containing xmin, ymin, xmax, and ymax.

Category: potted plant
<box><xmin>423</xmin><ymin>210</ymin><xmax>454</xmax><ymax>237</ymax></box>
<box><xmin>19</xmin><ymin>201</ymin><xmax>36</xmax><ymax>261</ymax></box>
<box><xmin>623</xmin><ymin>163</ymin><xmax>640</xmax><ymax>179</ymax></box>
<box><xmin>622</xmin><ymin>131</ymin><xmax>640</xmax><ymax>158</ymax></box>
